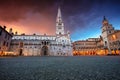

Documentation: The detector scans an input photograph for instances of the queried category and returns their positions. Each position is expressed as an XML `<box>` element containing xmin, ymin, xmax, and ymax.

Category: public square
<box><xmin>0</xmin><ymin>56</ymin><xmax>120</xmax><ymax>80</ymax></box>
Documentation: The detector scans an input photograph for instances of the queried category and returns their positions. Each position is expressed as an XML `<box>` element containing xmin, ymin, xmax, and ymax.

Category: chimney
<box><xmin>33</xmin><ymin>33</ymin><xmax>36</xmax><ymax>35</ymax></box>
<box><xmin>15</xmin><ymin>31</ymin><xmax>18</xmax><ymax>35</ymax></box>
<box><xmin>3</xmin><ymin>26</ymin><xmax>6</xmax><ymax>29</ymax></box>
<box><xmin>9</xmin><ymin>28</ymin><xmax>13</xmax><ymax>34</ymax></box>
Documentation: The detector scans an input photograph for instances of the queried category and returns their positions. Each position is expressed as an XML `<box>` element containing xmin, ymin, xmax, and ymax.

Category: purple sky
<box><xmin>0</xmin><ymin>0</ymin><xmax>120</xmax><ymax>41</ymax></box>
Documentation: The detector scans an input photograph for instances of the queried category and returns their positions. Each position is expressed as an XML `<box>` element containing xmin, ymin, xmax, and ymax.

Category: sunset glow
<box><xmin>0</xmin><ymin>0</ymin><xmax>120</xmax><ymax>41</ymax></box>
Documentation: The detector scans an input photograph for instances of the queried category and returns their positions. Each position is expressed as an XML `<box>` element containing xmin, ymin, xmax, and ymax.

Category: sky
<box><xmin>0</xmin><ymin>0</ymin><xmax>120</xmax><ymax>41</ymax></box>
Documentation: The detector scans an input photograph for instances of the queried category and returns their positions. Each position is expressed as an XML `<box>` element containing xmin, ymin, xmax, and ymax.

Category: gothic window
<box><xmin>105</xmin><ymin>41</ymin><xmax>107</xmax><ymax>45</ymax></box>
<box><xmin>109</xmin><ymin>31</ymin><xmax>111</xmax><ymax>33</ymax></box>
<box><xmin>19</xmin><ymin>42</ymin><xmax>24</xmax><ymax>48</ymax></box>
<box><xmin>44</xmin><ymin>42</ymin><xmax>46</xmax><ymax>45</ymax></box>
<box><xmin>8</xmin><ymin>36</ymin><xmax>10</xmax><ymax>40</ymax></box>
<box><xmin>5</xmin><ymin>33</ymin><xmax>7</xmax><ymax>39</ymax></box>
<box><xmin>58</xmin><ymin>23</ymin><xmax>62</xmax><ymax>25</ymax></box>
<box><xmin>6</xmin><ymin>42</ymin><xmax>8</xmax><ymax>47</ymax></box>
<box><xmin>3</xmin><ymin>41</ymin><xmax>6</xmax><ymax>46</ymax></box>
<box><xmin>47</xmin><ymin>42</ymin><xmax>49</xmax><ymax>45</ymax></box>
<box><xmin>63</xmin><ymin>45</ymin><xmax>65</xmax><ymax>48</ymax></box>
<box><xmin>59</xmin><ymin>32</ymin><xmax>61</xmax><ymax>35</ymax></box>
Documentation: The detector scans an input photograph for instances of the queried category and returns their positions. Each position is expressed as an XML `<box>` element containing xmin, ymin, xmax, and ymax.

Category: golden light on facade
<box><xmin>112</xmin><ymin>35</ymin><xmax>116</xmax><ymax>40</ymax></box>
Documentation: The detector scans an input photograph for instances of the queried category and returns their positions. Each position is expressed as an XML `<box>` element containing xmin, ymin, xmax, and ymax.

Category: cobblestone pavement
<box><xmin>0</xmin><ymin>56</ymin><xmax>120</xmax><ymax>80</ymax></box>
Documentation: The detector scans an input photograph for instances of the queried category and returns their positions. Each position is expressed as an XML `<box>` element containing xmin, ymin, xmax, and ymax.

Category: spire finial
<box><xmin>56</xmin><ymin>6</ymin><xmax>62</xmax><ymax>22</ymax></box>
<box><xmin>103</xmin><ymin>16</ymin><xmax>107</xmax><ymax>20</ymax></box>
<box><xmin>57</xmin><ymin>6</ymin><xmax>61</xmax><ymax>18</ymax></box>
<box><xmin>102</xmin><ymin>16</ymin><xmax>109</xmax><ymax>25</ymax></box>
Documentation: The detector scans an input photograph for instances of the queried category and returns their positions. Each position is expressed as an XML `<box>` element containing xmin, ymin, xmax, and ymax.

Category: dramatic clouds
<box><xmin>0</xmin><ymin>0</ymin><xmax>120</xmax><ymax>41</ymax></box>
<box><xmin>0</xmin><ymin>0</ymin><xmax>56</xmax><ymax>22</ymax></box>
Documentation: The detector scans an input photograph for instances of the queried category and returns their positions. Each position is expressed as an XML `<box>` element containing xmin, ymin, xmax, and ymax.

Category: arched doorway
<box><xmin>19</xmin><ymin>42</ymin><xmax>24</xmax><ymax>56</ymax></box>
<box><xmin>19</xmin><ymin>49</ymin><xmax>23</xmax><ymax>56</ymax></box>
<box><xmin>41</xmin><ymin>46</ymin><xmax>48</xmax><ymax>56</ymax></box>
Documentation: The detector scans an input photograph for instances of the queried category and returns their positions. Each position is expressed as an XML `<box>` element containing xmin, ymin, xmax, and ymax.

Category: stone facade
<box><xmin>101</xmin><ymin>16</ymin><xmax>120</xmax><ymax>55</ymax></box>
<box><xmin>73</xmin><ymin>38</ymin><xmax>100</xmax><ymax>55</ymax></box>
<box><xmin>101</xmin><ymin>16</ymin><xmax>115</xmax><ymax>54</ymax></box>
<box><xmin>107</xmin><ymin>30</ymin><xmax>120</xmax><ymax>54</ymax></box>
<box><xmin>73</xmin><ymin>16</ymin><xmax>120</xmax><ymax>55</ymax></box>
<box><xmin>10</xmin><ymin>8</ymin><xmax>73</xmax><ymax>56</ymax></box>
<box><xmin>0</xmin><ymin>26</ymin><xmax>13</xmax><ymax>54</ymax></box>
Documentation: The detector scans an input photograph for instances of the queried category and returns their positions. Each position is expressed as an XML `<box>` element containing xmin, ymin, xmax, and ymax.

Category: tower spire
<box><xmin>103</xmin><ymin>16</ymin><xmax>107</xmax><ymax>20</ymax></box>
<box><xmin>56</xmin><ymin>7</ymin><xmax>65</xmax><ymax>35</ymax></box>
<box><xmin>102</xmin><ymin>16</ymin><xmax>109</xmax><ymax>26</ymax></box>
<box><xmin>56</xmin><ymin>7</ymin><xmax>62</xmax><ymax>22</ymax></box>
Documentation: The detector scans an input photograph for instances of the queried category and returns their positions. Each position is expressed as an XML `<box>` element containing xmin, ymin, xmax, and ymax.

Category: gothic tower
<box><xmin>101</xmin><ymin>16</ymin><xmax>114</xmax><ymax>54</ymax></box>
<box><xmin>56</xmin><ymin>7</ymin><xmax>65</xmax><ymax>35</ymax></box>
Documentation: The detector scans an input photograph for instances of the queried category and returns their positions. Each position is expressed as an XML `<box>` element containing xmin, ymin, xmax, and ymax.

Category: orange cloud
<box><xmin>0</xmin><ymin>12</ymin><xmax>56</xmax><ymax>35</ymax></box>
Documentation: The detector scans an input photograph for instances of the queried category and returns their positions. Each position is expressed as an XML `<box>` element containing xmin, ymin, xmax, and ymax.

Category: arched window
<box><xmin>105</xmin><ymin>41</ymin><xmax>107</xmax><ymax>45</ymax></box>
<box><xmin>19</xmin><ymin>42</ymin><xmax>23</xmax><ymax>48</ymax></box>
<box><xmin>59</xmin><ymin>32</ymin><xmax>61</xmax><ymax>35</ymax></box>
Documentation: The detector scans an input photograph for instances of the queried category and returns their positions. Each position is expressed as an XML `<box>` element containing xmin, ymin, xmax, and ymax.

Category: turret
<box><xmin>102</xmin><ymin>16</ymin><xmax>109</xmax><ymax>26</ymax></box>
<box><xmin>15</xmin><ymin>31</ymin><xmax>18</xmax><ymax>35</ymax></box>
<box><xmin>9</xmin><ymin>28</ymin><xmax>13</xmax><ymax>34</ymax></box>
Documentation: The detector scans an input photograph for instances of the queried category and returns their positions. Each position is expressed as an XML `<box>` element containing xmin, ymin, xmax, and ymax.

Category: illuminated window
<box><xmin>112</xmin><ymin>35</ymin><xmax>116</xmax><ymax>40</ymax></box>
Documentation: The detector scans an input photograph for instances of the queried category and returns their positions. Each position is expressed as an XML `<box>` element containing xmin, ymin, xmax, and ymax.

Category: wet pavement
<box><xmin>0</xmin><ymin>56</ymin><xmax>120</xmax><ymax>80</ymax></box>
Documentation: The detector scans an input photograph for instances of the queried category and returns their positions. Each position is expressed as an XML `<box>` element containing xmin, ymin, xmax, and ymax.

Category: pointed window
<box><xmin>58</xmin><ymin>23</ymin><xmax>62</xmax><ymax>25</ymax></box>
<box><xmin>59</xmin><ymin>32</ymin><xmax>61</xmax><ymax>35</ymax></box>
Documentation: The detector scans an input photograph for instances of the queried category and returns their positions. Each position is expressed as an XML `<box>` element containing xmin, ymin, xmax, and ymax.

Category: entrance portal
<box><xmin>41</xmin><ymin>46</ymin><xmax>48</xmax><ymax>56</ymax></box>
<box><xmin>19</xmin><ymin>49</ymin><xmax>23</xmax><ymax>56</ymax></box>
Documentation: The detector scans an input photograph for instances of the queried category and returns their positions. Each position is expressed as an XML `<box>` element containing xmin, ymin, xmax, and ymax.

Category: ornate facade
<box><xmin>73</xmin><ymin>38</ymin><xmax>100</xmax><ymax>55</ymax></box>
<box><xmin>107</xmin><ymin>30</ymin><xmax>120</xmax><ymax>54</ymax></box>
<box><xmin>0</xmin><ymin>26</ymin><xmax>13</xmax><ymax>55</ymax></box>
<box><xmin>10</xmin><ymin>8</ymin><xmax>73</xmax><ymax>56</ymax></box>
<box><xmin>73</xmin><ymin>16</ymin><xmax>120</xmax><ymax>55</ymax></box>
<box><xmin>101</xmin><ymin>16</ymin><xmax>120</xmax><ymax>55</ymax></box>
